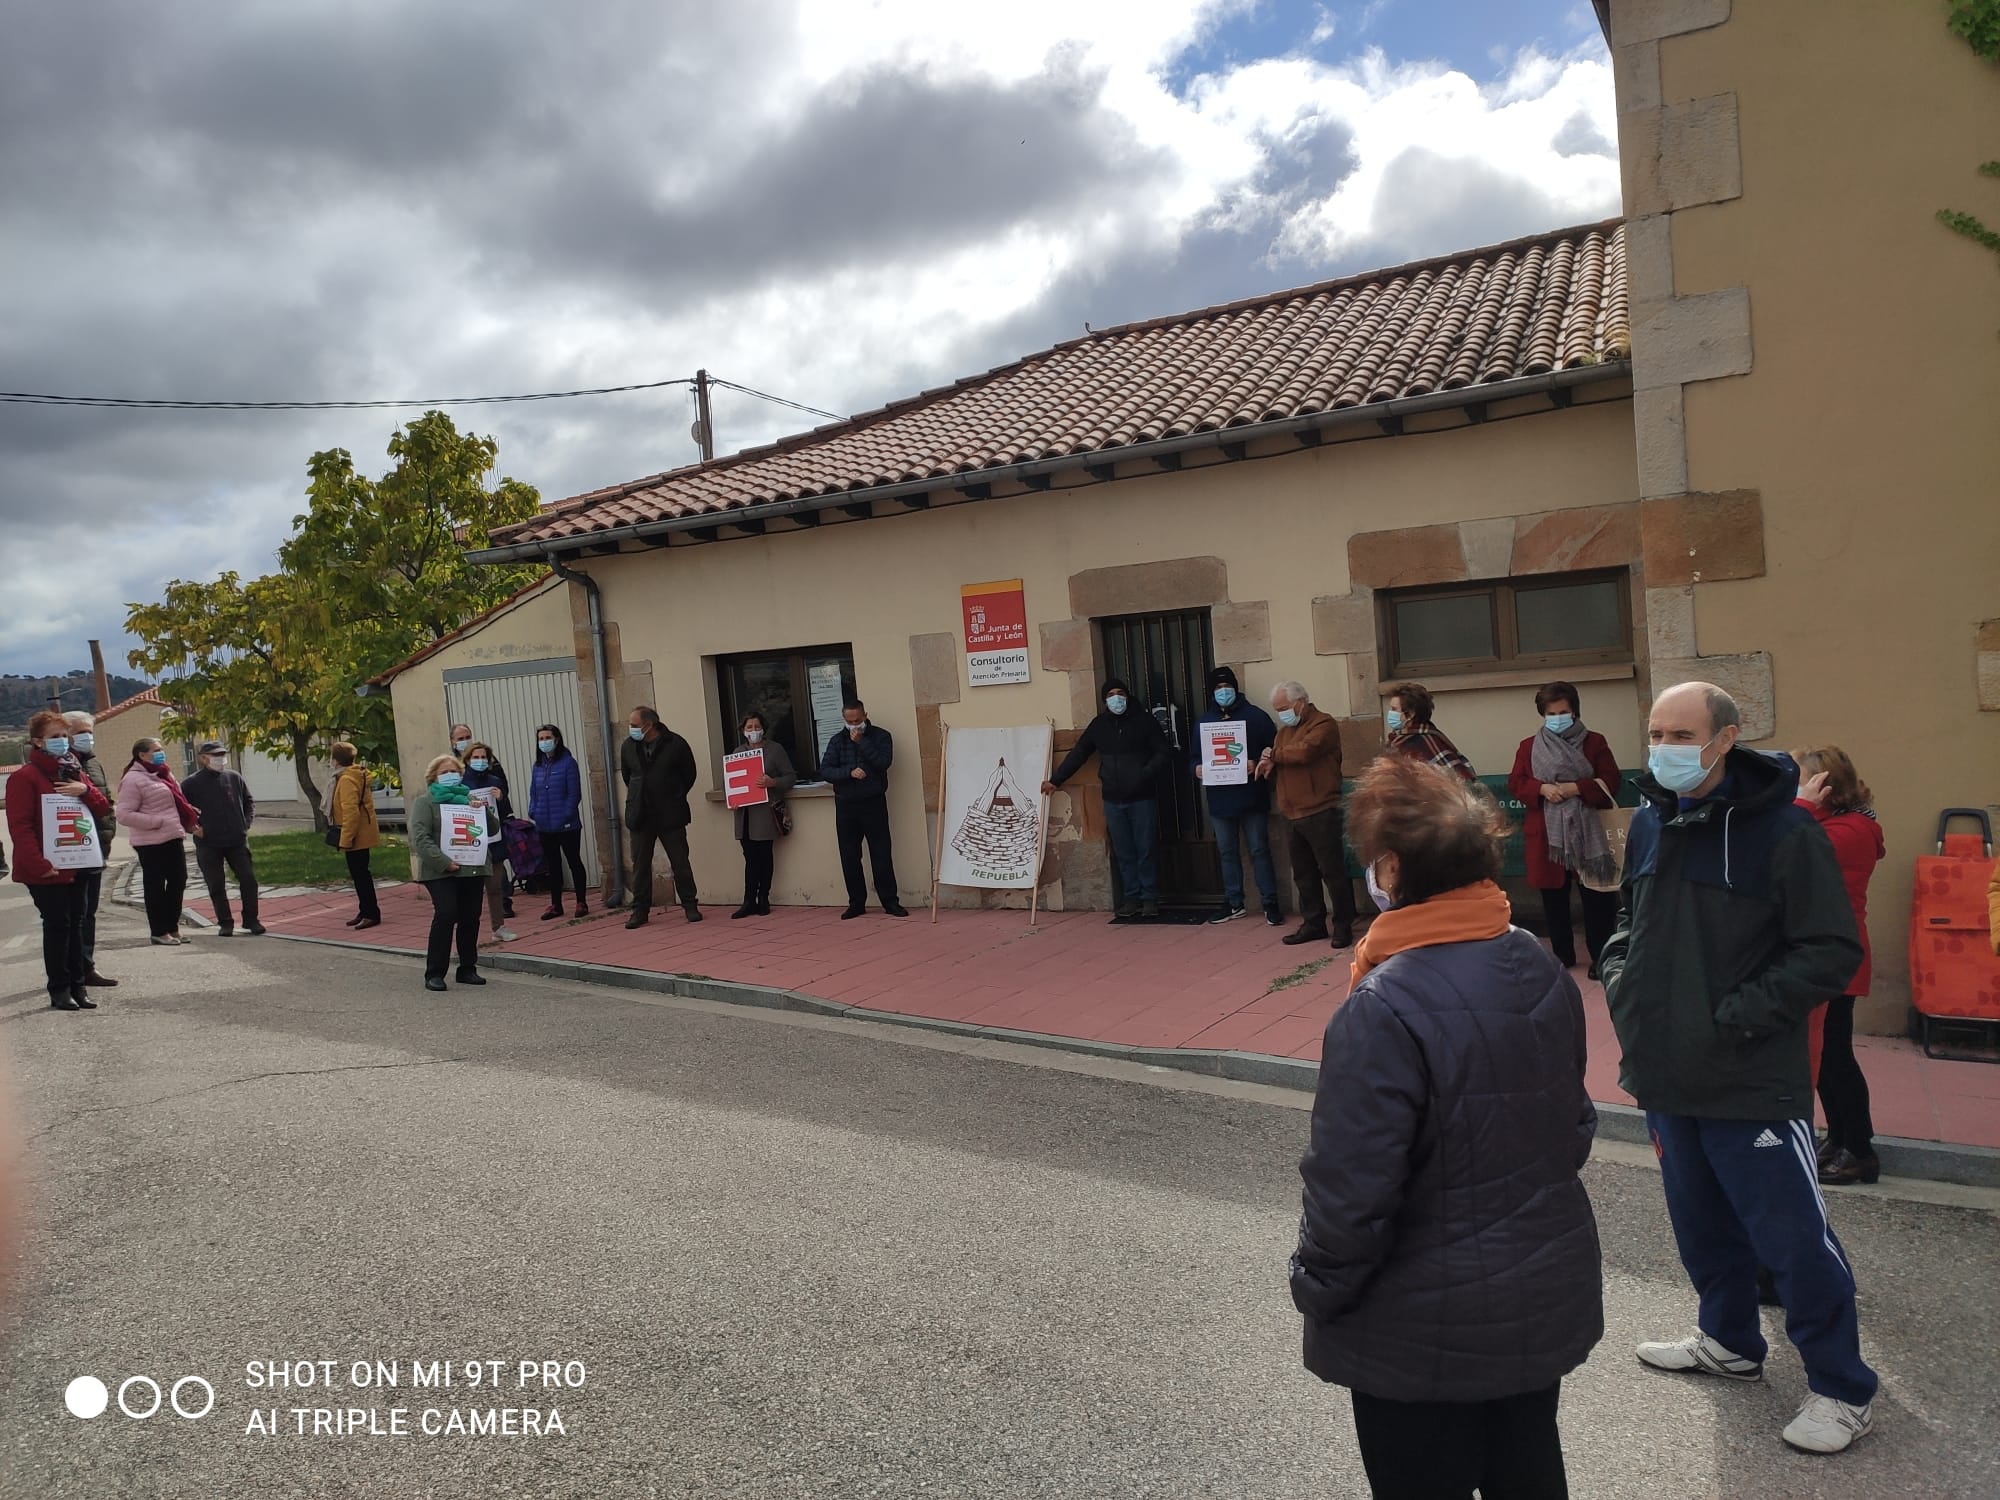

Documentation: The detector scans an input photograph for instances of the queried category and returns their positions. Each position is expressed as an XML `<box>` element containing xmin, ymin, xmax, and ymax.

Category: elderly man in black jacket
<box><xmin>621</xmin><ymin>706</ymin><xmax>701</xmax><ymax>927</ymax></box>
<box><xmin>1602</xmin><ymin>681</ymin><xmax>1873</xmax><ymax>1457</ymax></box>
<box><xmin>820</xmin><ymin>700</ymin><xmax>906</xmax><ymax>919</ymax></box>
<box><xmin>184</xmin><ymin>740</ymin><xmax>263</xmax><ymax>937</ymax></box>
<box><xmin>1042</xmin><ymin>676</ymin><xmax>1173</xmax><ymax>922</ymax></box>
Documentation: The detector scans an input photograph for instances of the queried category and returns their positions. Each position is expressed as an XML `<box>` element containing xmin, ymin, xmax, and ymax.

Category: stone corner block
<box><xmin>1979</xmin><ymin>648</ymin><xmax>2000</xmax><ymax>712</ymax></box>
<box><xmin>1633</xmin><ymin>286</ymin><xmax>1752</xmax><ymax>392</ymax></box>
<box><xmin>1068</xmin><ymin>555</ymin><xmax>1227</xmax><ymax>619</ymax></box>
<box><xmin>908</xmin><ymin>632</ymin><xmax>962</xmax><ymax>707</ymax></box>
<box><xmin>1348</xmin><ymin>524</ymin><xmax>1468</xmax><ymax>591</ymax></box>
<box><xmin>1211</xmin><ymin>599</ymin><xmax>1273</xmax><ymax>665</ymax></box>
<box><xmin>1653</xmin><ymin>651</ymin><xmax>1774</xmax><ymax>741</ymax></box>
<box><xmin>1312</xmin><ymin>591</ymin><xmax>1377</xmax><ymax>657</ymax></box>
<box><xmin>1458</xmin><ymin>518</ymin><xmax>1517</xmax><ymax>582</ymax></box>
<box><xmin>1645</xmin><ymin>585</ymin><xmax>1698</xmax><ymax>661</ymax></box>
<box><xmin>1610</xmin><ymin>0</ymin><xmax>1730</xmax><ymax>47</ymax></box>
<box><xmin>1622</xmin><ymin>213</ymin><xmax>1674</xmax><ymax>309</ymax></box>
<box><xmin>1640</xmin><ymin>490</ymin><xmax>1765</xmax><ymax>586</ymax></box>
<box><xmin>1039</xmin><ymin>617</ymin><xmax>1093</xmax><ymax>675</ymax></box>
<box><xmin>1613</xmin><ymin>38</ymin><xmax>1662</xmax><ymax>114</ymax></box>
<box><xmin>1633</xmin><ymin>384</ymin><xmax>1688</xmax><ymax>499</ymax></box>
<box><xmin>1622</xmin><ymin>93</ymin><xmax>1743</xmax><ymax>219</ymax></box>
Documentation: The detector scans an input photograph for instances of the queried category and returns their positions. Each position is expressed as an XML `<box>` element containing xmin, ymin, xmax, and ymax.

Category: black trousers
<box><xmin>76</xmin><ymin>866</ymin><xmax>103</xmax><ymax>969</ymax></box>
<box><xmin>1817</xmin><ymin>996</ymin><xmax>1876</xmax><ymax>1156</ymax></box>
<box><xmin>422</xmin><ymin>876</ymin><xmax>484</xmax><ymax>980</ymax></box>
<box><xmin>1288</xmin><ymin>805</ymin><xmax>1358</xmax><ymax>931</ymax></box>
<box><xmin>630</xmin><ymin>824</ymin><xmax>696</xmax><ymax>912</ymax></box>
<box><xmin>194</xmin><ymin>841</ymin><xmax>260</xmax><ymax>928</ymax></box>
<box><xmin>29</xmin><ymin>882</ymin><xmax>89</xmax><ymax>998</ymax></box>
<box><xmin>1350</xmin><ymin>1382</ymin><xmax>1568</xmax><ymax>1500</ymax></box>
<box><xmin>1538</xmin><ymin>876</ymin><xmax>1619</xmax><ymax>968</ymax></box>
<box><xmin>740</xmin><ymin>837</ymin><xmax>775</xmax><ymax>906</ymax></box>
<box><xmin>539</xmin><ymin>829</ymin><xmax>590</xmax><ymax>906</ymax></box>
<box><xmin>135</xmin><ymin>839</ymin><xmax>188</xmax><ymax>937</ymax></box>
<box><xmin>346</xmin><ymin>848</ymin><xmax>380</xmax><ymax>920</ymax></box>
<box><xmin>835</xmin><ymin>798</ymin><xmax>898</xmax><ymax>908</ymax></box>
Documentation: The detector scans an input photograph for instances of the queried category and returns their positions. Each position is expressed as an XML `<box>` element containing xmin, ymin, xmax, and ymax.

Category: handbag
<box><xmin>772</xmin><ymin>801</ymin><xmax>793</xmax><ymax>838</ymax></box>
<box><xmin>1578</xmin><ymin>778</ymin><xmax>1634</xmax><ymax>893</ymax></box>
<box><xmin>324</xmin><ymin>822</ymin><xmax>343</xmax><ymax>849</ymax></box>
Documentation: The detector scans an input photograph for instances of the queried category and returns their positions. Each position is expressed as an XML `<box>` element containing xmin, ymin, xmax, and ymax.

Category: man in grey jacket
<box><xmin>183</xmin><ymin>741</ymin><xmax>263</xmax><ymax>936</ymax></box>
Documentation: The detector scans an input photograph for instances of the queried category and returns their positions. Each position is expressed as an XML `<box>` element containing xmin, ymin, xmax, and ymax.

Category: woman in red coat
<box><xmin>1507</xmin><ymin>681</ymin><xmax>1623</xmax><ymax>977</ymax></box>
<box><xmin>1795</xmin><ymin>745</ymin><xmax>1886</xmax><ymax>1186</ymax></box>
<box><xmin>6</xmin><ymin>709</ymin><xmax>115</xmax><ymax>1010</ymax></box>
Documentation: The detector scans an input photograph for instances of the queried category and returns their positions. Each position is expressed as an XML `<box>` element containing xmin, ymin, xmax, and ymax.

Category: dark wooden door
<box><xmin>1098</xmin><ymin>608</ymin><xmax>1220</xmax><ymax>906</ymax></box>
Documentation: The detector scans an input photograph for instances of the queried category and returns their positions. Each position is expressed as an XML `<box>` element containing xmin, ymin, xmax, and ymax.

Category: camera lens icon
<box><xmin>65</xmin><ymin>1374</ymin><xmax>214</xmax><ymax>1420</ymax></box>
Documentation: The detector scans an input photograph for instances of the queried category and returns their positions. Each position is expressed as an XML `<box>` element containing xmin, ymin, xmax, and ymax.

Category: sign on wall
<box><xmin>961</xmin><ymin>579</ymin><xmax>1030</xmax><ymax>687</ymax></box>
<box><xmin>936</xmin><ymin>725</ymin><xmax>1051</xmax><ymax>890</ymax></box>
<box><xmin>41</xmin><ymin>795</ymin><xmax>105</xmax><ymax>871</ymax></box>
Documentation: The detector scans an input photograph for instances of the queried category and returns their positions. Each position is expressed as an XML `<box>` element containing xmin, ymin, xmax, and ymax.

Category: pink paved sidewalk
<box><xmin>195</xmin><ymin>885</ymin><xmax>2000</xmax><ymax>1152</ymax></box>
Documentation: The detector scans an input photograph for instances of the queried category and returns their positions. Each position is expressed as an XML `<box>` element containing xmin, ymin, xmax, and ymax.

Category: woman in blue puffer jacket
<box><xmin>1291</xmin><ymin>754</ymin><xmax>1602</xmax><ymax>1500</ymax></box>
<box><xmin>528</xmin><ymin>723</ymin><xmax>588</xmax><ymax>920</ymax></box>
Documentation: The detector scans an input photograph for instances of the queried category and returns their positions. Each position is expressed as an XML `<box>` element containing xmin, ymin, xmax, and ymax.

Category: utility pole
<box><xmin>693</xmin><ymin>368</ymin><xmax>715</xmax><ymax>463</ymax></box>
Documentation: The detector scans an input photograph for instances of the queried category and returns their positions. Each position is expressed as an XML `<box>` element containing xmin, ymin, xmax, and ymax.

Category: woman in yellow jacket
<box><xmin>328</xmin><ymin>742</ymin><xmax>382</xmax><ymax>930</ymax></box>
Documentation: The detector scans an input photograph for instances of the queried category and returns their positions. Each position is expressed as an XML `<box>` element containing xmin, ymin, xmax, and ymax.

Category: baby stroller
<box><xmin>502</xmin><ymin>817</ymin><xmax>546</xmax><ymax>895</ymax></box>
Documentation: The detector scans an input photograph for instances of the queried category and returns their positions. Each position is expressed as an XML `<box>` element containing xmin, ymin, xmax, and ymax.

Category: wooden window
<box><xmin>1382</xmin><ymin>571</ymin><xmax>1631</xmax><ymax>676</ymax></box>
<box><xmin>716</xmin><ymin>645</ymin><xmax>857</xmax><ymax>784</ymax></box>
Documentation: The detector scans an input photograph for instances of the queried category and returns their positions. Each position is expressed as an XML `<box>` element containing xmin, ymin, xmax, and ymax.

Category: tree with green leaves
<box><xmin>125</xmin><ymin>412</ymin><xmax>543</xmax><ymax>826</ymax></box>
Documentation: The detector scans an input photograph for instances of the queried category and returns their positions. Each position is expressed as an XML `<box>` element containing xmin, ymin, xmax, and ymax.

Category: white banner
<box><xmin>42</xmin><ymin>794</ymin><xmax>105</xmax><ymax>871</ymax></box>
<box><xmin>441</xmin><ymin>803</ymin><xmax>492</xmax><ymax>867</ymax></box>
<box><xmin>938</xmin><ymin>726</ymin><xmax>1051</xmax><ymax>890</ymax></box>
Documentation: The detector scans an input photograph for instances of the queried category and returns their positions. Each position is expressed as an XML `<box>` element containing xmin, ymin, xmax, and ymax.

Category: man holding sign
<box><xmin>6</xmin><ymin>710</ymin><xmax>114</xmax><ymax>1011</ymax></box>
<box><xmin>1193</xmin><ymin>666</ymin><xmax>1280</xmax><ymax>925</ymax></box>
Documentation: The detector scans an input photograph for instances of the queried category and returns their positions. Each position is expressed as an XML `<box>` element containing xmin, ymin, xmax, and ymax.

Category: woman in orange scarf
<box><xmin>1291</xmin><ymin>756</ymin><xmax>1601</xmax><ymax>1500</ymax></box>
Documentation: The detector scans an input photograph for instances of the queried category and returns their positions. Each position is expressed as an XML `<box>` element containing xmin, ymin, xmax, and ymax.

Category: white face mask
<box><xmin>846</xmin><ymin>719</ymin><xmax>867</xmax><ymax>733</ymax></box>
<box><xmin>207</xmin><ymin>756</ymin><xmax>228</xmax><ymax>770</ymax></box>
<box><xmin>745</xmin><ymin>729</ymin><xmax>764</xmax><ymax>743</ymax></box>
<box><xmin>1365</xmin><ymin>858</ymin><xmax>1396</xmax><ymax>912</ymax></box>
<box><xmin>73</xmin><ymin>733</ymin><xmax>94</xmax><ymax>754</ymax></box>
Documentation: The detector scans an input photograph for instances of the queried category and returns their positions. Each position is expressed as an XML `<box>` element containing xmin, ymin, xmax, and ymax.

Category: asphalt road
<box><xmin>0</xmin><ymin>873</ymin><xmax>1996</xmax><ymax>1499</ymax></box>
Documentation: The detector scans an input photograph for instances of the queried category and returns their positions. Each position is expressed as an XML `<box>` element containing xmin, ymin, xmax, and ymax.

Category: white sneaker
<box><xmin>1635</xmin><ymin>1332</ymin><xmax>1764</xmax><ymax>1382</ymax></box>
<box><xmin>495</xmin><ymin>928</ymin><xmax>519</xmax><ymax>943</ymax></box>
<box><xmin>1783</xmin><ymin>1394</ymin><xmax>1873</xmax><ymax>1454</ymax></box>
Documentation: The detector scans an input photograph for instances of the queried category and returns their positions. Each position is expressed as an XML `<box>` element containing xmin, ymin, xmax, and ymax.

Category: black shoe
<box><xmin>625</xmin><ymin>911</ymin><xmax>649</xmax><ymax>929</ymax></box>
<box><xmin>683</xmin><ymin>905</ymin><xmax>704</xmax><ymax>923</ymax></box>
<box><xmin>731</xmin><ymin>904</ymin><xmax>757</xmax><ymax>920</ymax></box>
<box><xmin>1819</xmin><ymin>1148</ymin><xmax>1880</xmax><ymax>1186</ymax></box>
<box><xmin>755</xmin><ymin>899</ymin><xmax>772</xmax><ymax>915</ymax></box>
<box><xmin>503</xmin><ymin>901</ymin><xmax>516</xmax><ymax>918</ymax></box>
<box><xmin>50</xmin><ymin>993</ymin><xmax>81</xmax><ymax>1011</ymax></box>
<box><xmin>883</xmin><ymin>904</ymin><xmax>910</xmax><ymax>919</ymax></box>
<box><xmin>344</xmin><ymin>915</ymin><xmax>364</xmax><ymax>927</ymax></box>
<box><xmin>841</xmin><ymin>905</ymin><xmax>866</xmax><ymax>920</ymax></box>
<box><xmin>1138</xmin><ymin>901</ymin><xmax>1160</xmax><ymax>920</ymax></box>
<box><xmin>245</xmin><ymin>923</ymin><xmax>266</xmax><ymax>937</ymax></box>
<box><xmin>1209</xmin><ymin>904</ymin><xmax>1248</xmax><ymax>924</ymax></box>
<box><xmin>84</xmin><ymin>971</ymin><xmax>118</xmax><ymax>988</ymax></box>
<box><xmin>72</xmin><ymin>986</ymin><xmax>98</xmax><ymax>1009</ymax></box>
<box><xmin>1282</xmin><ymin>925</ymin><xmax>1328</xmax><ymax>946</ymax></box>
<box><xmin>424</xmin><ymin>977</ymin><xmax>448</xmax><ymax>992</ymax></box>
<box><xmin>1756</xmin><ymin>1266</ymin><xmax>1782</xmax><ymax>1307</ymax></box>
<box><xmin>456</xmin><ymin>971</ymin><xmax>487</xmax><ymax>986</ymax></box>
<box><xmin>1331</xmin><ymin>923</ymin><xmax>1354</xmax><ymax>951</ymax></box>
<box><xmin>1587</xmin><ymin>963</ymin><xmax>1601</xmax><ymax>982</ymax></box>
<box><xmin>353</xmin><ymin>917</ymin><xmax>381</xmax><ymax>931</ymax></box>
<box><xmin>542</xmin><ymin>906</ymin><xmax>564</xmax><ymax>921</ymax></box>
<box><xmin>575</xmin><ymin>901</ymin><xmax>590</xmax><ymax>918</ymax></box>
<box><xmin>1815</xmin><ymin>1134</ymin><xmax>1839</xmax><ymax>1170</ymax></box>
<box><xmin>1263</xmin><ymin>902</ymin><xmax>1283</xmax><ymax>927</ymax></box>
<box><xmin>1553</xmin><ymin>950</ymin><xmax>1577</xmax><ymax>969</ymax></box>
<box><xmin>217</xmin><ymin>925</ymin><xmax>234</xmax><ymax>938</ymax></box>
<box><xmin>1109</xmin><ymin>904</ymin><xmax>1137</xmax><ymax>924</ymax></box>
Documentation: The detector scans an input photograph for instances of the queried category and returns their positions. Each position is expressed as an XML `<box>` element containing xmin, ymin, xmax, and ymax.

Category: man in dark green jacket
<box><xmin>1601</xmin><ymin>682</ymin><xmax>1873</xmax><ymax>1456</ymax></box>
<box><xmin>621</xmin><ymin>705</ymin><xmax>700</xmax><ymax>927</ymax></box>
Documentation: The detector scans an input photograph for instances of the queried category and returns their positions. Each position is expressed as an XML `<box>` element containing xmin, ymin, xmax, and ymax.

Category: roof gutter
<box><xmin>468</xmin><ymin>361</ymin><xmax>1629</xmax><ymax>565</ymax></box>
<box><xmin>545</xmin><ymin>552</ymin><xmax>627</xmax><ymax>908</ymax></box>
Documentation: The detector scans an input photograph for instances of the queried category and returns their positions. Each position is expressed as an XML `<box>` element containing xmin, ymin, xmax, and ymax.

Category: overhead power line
<box><xmin>707</xmin><ymin>376</ymin><xmax>843</xmax><ymax>422</ymax></box>
<box><xmin>0</xmin><ymin>377</ymin><xmax>697</xmax><ymax>412</ymax></box>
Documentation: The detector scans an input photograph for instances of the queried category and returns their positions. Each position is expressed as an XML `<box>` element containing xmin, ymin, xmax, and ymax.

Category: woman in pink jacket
<box><xmin>118</xmin><ymin>737</ymin><xmax>201</xmax><ymax>944</ymax></box>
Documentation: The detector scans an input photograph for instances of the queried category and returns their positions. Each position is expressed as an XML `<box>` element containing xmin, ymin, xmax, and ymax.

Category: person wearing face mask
<box><xmin>408</xmin><ymin>753</ymin><xmax>497</xmax><ymax>992</ymax></box>
<box><xmin>62</xmin><ymin>711</ymin><xmax>119</xmax><ymax>989</ymax></box>
<box><xmin>529</xmin><ymin>723</ymin><xmax>590</xmax><ymax>921</ymax></box>
<box><xmin>8</xmin><ymin>710</ymin><xmax>117</xmax><ymax>1009</ymax></box>
<box><xmin>1292</xmin><ymin>755</ymin><xmax>1599</xmax><ymax>1500</ymax></box>
<box><xmin>622</xmin><ymin>706</ymin><xmax>702</xmax><ymax>927</ymax></box>
<box><xmin>1506</xmin><ymin>682</ymin><xmax>1623</xmax><ymax>978</ymax></box>
<box><xmin>183</xmin><ymin>740</ymin><xmax>263</xmax><ymax>938</ymax></box>
<box><xmin>450</xmin><ymin>724</ymin><xmax>475</xmax><ymax>762</ymax></box>
<box><xmin>1192</xmin><ymin>666</ymin><xmax>1280</xmax><ymax>925</ymax></box>
<box><xmin>1044</xmin><ymin>677</ymin><xmax>1173</xmax><ymax>922</ymax></box>
<box><xmin>1599</xmin><ymin>682</ymin><xmax>1874</xmax><ymax>1456</ymax></box>
<box><xmin>461</xmin><ymin>741</ymin><xmax>517</xmax><ymax>943</ymax></box>
<box><xmin>1256</xmin><ymin>680</ymin><xmax>1357</xmax><ymax>949</ymax></box>
<box><xmin>821</xmin><ymin>700</ymin><xmax>906</xmax><ymax>918</ymax></box>
<box><xmin>728</xmin><ymin>711</ymin><xmax>796</xmax><ymax>919</ymax></box>
<box><xmin>118</xmin><ymin>736</ymin><xmax>201</xmax><ymax>945</ymax></box>
<box><xmin>1383</xmin><ymin>682</ymin><xmax>1475</xmax><ymax>781</ymax></box>
<box><xmin>327</xmin><ymin>741</ymin><xmax>382</xmax><ymax>929</ymax></box>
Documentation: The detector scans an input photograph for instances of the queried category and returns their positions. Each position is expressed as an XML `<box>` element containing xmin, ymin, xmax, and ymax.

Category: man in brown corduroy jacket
<box><xmin>1256</xmin><ymin>679</ymin><xmax>1357</xmax><ymax>949</ymax></box>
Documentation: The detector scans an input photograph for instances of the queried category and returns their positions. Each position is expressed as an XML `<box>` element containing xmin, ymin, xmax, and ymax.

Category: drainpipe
<box><xmin>546</xmin><ymin>553</ymin><xmax>626</xmax><ymax>907</ymax></box>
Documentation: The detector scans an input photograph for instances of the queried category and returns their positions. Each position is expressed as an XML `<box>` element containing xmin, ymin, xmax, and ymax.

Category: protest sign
<box><xmin>42</xmin><ymin>794</ymin><xmax>105</xmax><ymax>871</ymax></box>
<box><xmin>723</xmin><ymin>748</ymin><xmax>768</xmax><ymax>809</ymax></box>
<box><xmin>1199</xmin><ymin>720</ymin><xmax>1250</xmax><ymax>786</ymax></box>
<box><xmin>441</xmin><ymin>803</ymin><xmax>491</xmax><ymax>866</ymax></box>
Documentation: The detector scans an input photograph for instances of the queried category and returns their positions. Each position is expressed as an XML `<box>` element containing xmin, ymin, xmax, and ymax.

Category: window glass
<box><xmin>1515</xmin><ymin>579</ymin><xmax>1624</xmax><ymax>656</ymax></box>
<box><xmin>718</xmin><ymin>645</ymin><xmax>856</xmax><ymax>782</ymax></box>
<box><xmin>1394</xmin><ymin>593</ymin><xmax>1496</xmax><ymax>665</ymax></box>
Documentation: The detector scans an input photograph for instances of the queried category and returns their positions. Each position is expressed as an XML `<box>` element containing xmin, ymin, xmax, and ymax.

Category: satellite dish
<box><xmin>689</xmin><ymin>420</ymin><xmax>710</xmax><ymax>447</ymax></box>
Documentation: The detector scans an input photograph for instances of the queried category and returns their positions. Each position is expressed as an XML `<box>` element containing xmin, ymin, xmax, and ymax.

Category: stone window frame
<box><xmin>1378</xmin><ymin>568</ymin><xmax>1637</xmax><ymax>680</ymax></box>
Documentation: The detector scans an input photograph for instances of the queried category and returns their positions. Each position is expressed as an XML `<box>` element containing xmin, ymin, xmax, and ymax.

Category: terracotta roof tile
<box><xmin>491</xmin><ymin>220</ymin><xmax>1629</xmax><ymax>550</ymax></box>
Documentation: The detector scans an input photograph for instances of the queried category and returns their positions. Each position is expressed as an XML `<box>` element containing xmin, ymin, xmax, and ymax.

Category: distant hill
<box><xmin>0</xmin><ymin>670</ymin><xmax>154</xmax><ymax>729</ymax></box>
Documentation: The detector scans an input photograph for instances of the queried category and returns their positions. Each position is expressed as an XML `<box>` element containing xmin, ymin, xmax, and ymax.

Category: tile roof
<box><xmin>97</xmin><ymin>687</ymin><xmax>164</xmax><ymax>722</ymax></box>
<box><xmin>490</xmin><ymin>220</ymin><xmax>1629</xmax><ymax>552</ymax></box>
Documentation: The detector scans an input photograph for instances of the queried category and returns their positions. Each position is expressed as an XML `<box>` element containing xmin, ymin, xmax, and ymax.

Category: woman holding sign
<box><xmin>727</xmin><ymin>711</ymin><xmax>796</xmax><ymax>919</ymax></box>
<box><xmin>119</xmin><ymin>736</ymin><xmax>201</xmax><ymax>945</ymax></box>
<box><xmin>6</xmin><ymin>710</ymin><xmax>114</xmax><ymax>1009</ymax></box>
<box><xmin>408</xmin><ymin>754</ymin><xmax>498</xmax><ymax>992</ymax></box>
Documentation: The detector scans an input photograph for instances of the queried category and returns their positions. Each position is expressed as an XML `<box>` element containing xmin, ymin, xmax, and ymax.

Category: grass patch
<box><xmin>227</xmin><ymin>829</ymin><xmax>410</xmax><ymax>887</ymax></box>
<box><xmin>1269</xmin><ymin>956</ymin><xmax>1333</xmax><ymax>992</ymax></box>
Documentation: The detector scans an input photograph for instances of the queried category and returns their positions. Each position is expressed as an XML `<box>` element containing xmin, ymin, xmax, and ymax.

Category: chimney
<box><xmin>89</xmin><ymin>640</ymin><xmax>111</xmax><ymax>712</ymax></box>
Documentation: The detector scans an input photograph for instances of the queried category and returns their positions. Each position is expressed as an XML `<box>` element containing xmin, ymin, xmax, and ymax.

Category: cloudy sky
<box><xmin>0</xmin><ymin>0</ymin><xmax>1618</xmax><ymax>679</ymax></box>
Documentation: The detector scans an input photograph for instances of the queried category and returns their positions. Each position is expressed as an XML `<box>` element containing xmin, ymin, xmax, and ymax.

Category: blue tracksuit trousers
<box><xmin>1648</xmin><ymin>1111</ymin><xmax>1878</xmax><ymax>1407</ymax></box>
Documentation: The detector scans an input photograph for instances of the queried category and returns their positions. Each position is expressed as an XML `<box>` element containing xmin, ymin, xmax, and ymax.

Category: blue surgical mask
<box><xmin>1385</xmin><ymin>708</ymin><xmax>1405</xmax><ymax>734</ymax></box>
<box><xmin>1105</xmin><ymin>695</ymin><xmax>1128</xmax><ymax>715</ymax></box>
<box><xmin>43</xmin><ymin>736</ymin><xmax>70</xmax><ymax>757</ymax></box>
<box><xmin>1544</xmin><ymin>713</ymin><xmax>1576</xmax><ymax>734</ymax></box>
<box><xmin>539</xmin><ymin>739</ymin><xmax>556</xmax><ymax>754</ymax></box>
<box><xmin>469</xmin><ymin>758</ymin><xmax>489</xmax><ymax>771</ymax></box>
<box><xmin>74</xmin><ymin>733</ymin><xmax>94</xmax><ymax>754</ymax></box>
<box><xmin>1648</xmin><ymin>736</ymin><xmax>1720</xmax><ymax>796</ymax></box>
<box><xmin>150</xmin><ymin>750</ymin><xmax>167</xmax><ymax>766</ymax></box>
<box><xmin>1365</xmin><ymin>859</ymin><xmax>1395</xmax><ymax>912</ymax></box>
<box><xmin>628</xmin><ymin>727</ymin><xmax>645</xmax><ymax>741</ymax></box>
<box><xmin>1213</xmin><ymin>687</ymin><xmax>1236</xmax><ymax>709</ymax></box>
<box><xmin>1277</xmin><ymin>708</ymin><xmax>1299</xmax><ymax>729</ymax></box>
<box><xmin>453</xmin><ymin>739</ymin><xmax>471</xmax><ymax>754</ymax></box>
<box><xmin>436</xmin><ymin>771</ymin><xmax>463</xmax><ymax>788</ymax></box>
